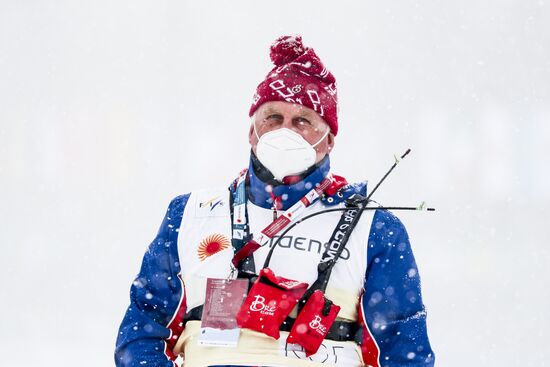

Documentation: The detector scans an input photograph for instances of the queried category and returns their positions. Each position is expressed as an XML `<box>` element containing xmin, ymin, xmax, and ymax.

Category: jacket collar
<box><xmin>247</xmin><ymin>153</ymin><xmax>331</xmax><ymax>210</ymax></box>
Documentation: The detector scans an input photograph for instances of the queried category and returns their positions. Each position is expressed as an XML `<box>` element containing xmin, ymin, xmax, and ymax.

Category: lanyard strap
<box><xmin>230</xmin><ymin>170</ymin><xmax>251</xmax><ymax>253</ymax></box>
<box><xmin>229</xmin><ymin>169</ymin><xmax>332</xmax><ymax>267</ymax></box>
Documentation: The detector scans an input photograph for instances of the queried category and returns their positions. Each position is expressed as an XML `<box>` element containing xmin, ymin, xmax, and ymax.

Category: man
<box><xmin>115</xmin><ymin>35</ymin><xmax>434</xmax><ymax>367</ymax></box>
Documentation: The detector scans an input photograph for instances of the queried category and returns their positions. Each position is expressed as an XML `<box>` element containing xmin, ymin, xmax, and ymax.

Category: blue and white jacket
<box><xmin>115</xmin><ymin>156</ymin><xmax>434</xmax><ymax>367</ymax></box>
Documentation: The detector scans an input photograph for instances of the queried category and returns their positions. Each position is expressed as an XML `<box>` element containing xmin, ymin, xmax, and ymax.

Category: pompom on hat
<box><xmin>249</xmin><ymin>35</ymin><xmax>339</xmax><ymax>135</ymax></box>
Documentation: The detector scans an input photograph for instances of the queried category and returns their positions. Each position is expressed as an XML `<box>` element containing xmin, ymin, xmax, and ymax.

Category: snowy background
<box><xmin>1</xmin><ymin>1</ymin><xmax>549</xmax><ymax>366</ymax></box>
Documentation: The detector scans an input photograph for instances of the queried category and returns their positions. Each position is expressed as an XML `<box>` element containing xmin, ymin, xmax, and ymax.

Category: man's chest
<box><xmin>177</xmin><ymin>188</ymin><xmax>373</xmax><ymax>317</ymax></box>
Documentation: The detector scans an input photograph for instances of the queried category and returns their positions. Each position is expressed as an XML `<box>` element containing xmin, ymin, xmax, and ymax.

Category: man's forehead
<box><xmin>259</xmin><ymin>102</ymin><xmax>319</xmax><ymax>118</ymax></box>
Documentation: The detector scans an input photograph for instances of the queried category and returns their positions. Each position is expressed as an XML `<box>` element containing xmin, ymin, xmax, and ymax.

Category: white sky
<box><xmin>1</xmin><ymin>1</ymin><xmax>549</xmax><ymax>366</ymax></box>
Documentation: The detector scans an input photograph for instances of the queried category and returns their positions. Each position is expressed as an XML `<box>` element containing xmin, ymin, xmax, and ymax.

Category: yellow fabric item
<box><xmin>324</xmin><ymin>287</ymin><xmax>359</xmax><ymax>322</ymax></box>
<box><xmin>173</xmin><ymin>321</ymin><xmax>364</xmax><ymax>367</ymax></box>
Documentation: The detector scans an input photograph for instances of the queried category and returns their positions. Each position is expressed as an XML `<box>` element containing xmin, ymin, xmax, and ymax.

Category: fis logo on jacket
<box><xmin>199</xmin><ymin>196</ymin><xmax>224</xmax><ymax>210</ymax></box>
<box><xmin>195</xmin><ymin>193</ymin><xmax>227</xmax><ymax>217</ymax></box>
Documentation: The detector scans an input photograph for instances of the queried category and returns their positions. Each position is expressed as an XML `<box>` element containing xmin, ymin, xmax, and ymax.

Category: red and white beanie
<box><xmin>249</xmin><ymin>35</ymin><xmax>339</xmax><ymax>135</ymax></box>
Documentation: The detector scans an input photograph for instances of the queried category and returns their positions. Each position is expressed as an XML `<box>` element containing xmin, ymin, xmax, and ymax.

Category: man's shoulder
<box><xmin>320</xmin><ymin>179</ymin><xmax>367</xmax><ymax>206</ymax></box>
<box><xmin>370</xmin><ymin>207</ymin><xmax>409</xmax><ymax>243</ymax></box>
<box><xmin>319</xmin><ymin>179</ymin><xmax>408</xmax><ymax>235</ymax></box>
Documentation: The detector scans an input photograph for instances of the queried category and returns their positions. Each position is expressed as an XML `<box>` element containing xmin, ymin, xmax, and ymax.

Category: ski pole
<box><xmin>263</xmin><ymin>149</ymin><xmax>420</xmax><ymax>268</ymax></box>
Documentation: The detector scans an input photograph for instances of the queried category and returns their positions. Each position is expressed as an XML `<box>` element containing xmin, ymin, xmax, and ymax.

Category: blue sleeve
<box><xmin>360</xmin><ymin>209</ymin><xmax>435</xmax><ymax>367</ymax></box>
<box><xmin>115</xmin><ymin>194</ymin><xmax>190</xmax><ymax>367</ymax></box>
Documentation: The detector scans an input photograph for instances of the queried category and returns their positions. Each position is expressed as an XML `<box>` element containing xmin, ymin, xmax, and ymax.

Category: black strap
<box><xmin>183</xmin><ymin>305</ymin><xmax>361</xmax><ymax>343</ymax></box>
<box><xmin>279</xmin><ymin>314</ymin><xmax>362</xmax><ymax>343</ymax></box>
<box><xmin>296</xmin><ymin>195</ymin><xmax>367</xmax><ymax>311</ymax></box>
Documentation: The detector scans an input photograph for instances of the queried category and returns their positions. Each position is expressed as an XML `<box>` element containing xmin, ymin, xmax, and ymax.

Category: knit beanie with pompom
<box><xmin>249</xmin><ymin>35</ymin><xmax>339</xmax><ymax>135</ymax></box>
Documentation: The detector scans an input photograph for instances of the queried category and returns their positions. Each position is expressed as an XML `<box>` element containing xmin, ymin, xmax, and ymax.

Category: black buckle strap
<box><xmin>183</xmin><ymin>305</ymin><xmax>361</xmax><ymax>343</ymax></box>
<box><xmin>279</xmin><ymin>315</ymin><xmax>360</xmax><ymax>343</ymax></box>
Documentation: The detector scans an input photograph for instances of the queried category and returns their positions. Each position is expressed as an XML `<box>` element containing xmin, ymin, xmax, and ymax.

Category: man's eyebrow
<box><xmin>296</xmin><ymin>111</ymin><xmax>313</xmax><ymax>119</ymax></box>
<box><xmin>261</xmin><ymin>107</ymin><xmax>314</xmax><ymax>120</ymax></box>
<box><xmin>262</xmin><ymin>107</ymin><xmax>281</xmax><ymax>115</ymax></box>
<box><xmin>292</xmin><ymin>109</ymin><xmax>316</xmax><ymax>120</ymax></box>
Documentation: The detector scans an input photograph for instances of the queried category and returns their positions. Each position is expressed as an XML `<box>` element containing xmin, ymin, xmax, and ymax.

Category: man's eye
<box><xmin>295</xmin><ymin>117</ymin><xmax>312</xmax><ymax>126</ymax></box>
<box><xmin>265</xmin><ymin>114</ymin><xmax>284</xmax><ymax>123</ymax></box>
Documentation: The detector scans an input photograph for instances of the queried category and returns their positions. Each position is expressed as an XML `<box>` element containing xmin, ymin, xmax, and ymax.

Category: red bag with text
<box><xmin>236</xmin><ymin>268</ymin><xmax>308</xmax><ymax>339</ymax></box>
<box><xmin>287</xmin><ymin>290</ymin><xmax>341</xmax><ymax>356</ymax></box>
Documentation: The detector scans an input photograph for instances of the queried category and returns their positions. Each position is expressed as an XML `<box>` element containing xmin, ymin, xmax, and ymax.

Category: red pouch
<box><xmin>236</xmin><ymin>268</ymin><xmax>308</xmax><ymax>339</ymax></box>
<box><xmin>287</xmin><ymin>290</ymin><xmax>341</xmax><ymax>356</ymax></box>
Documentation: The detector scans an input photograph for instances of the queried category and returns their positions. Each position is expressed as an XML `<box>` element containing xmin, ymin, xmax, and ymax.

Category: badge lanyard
<box><xmin>229</xmin><ymin>169</ymin><xmax>332</xmax><ymax>269</ymax></box>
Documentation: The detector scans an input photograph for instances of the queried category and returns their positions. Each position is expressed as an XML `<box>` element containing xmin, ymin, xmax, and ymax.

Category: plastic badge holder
<box><xmin>287</xmin><ymin>289</ymin><xmax>341</xmax><ymax>356</ymax></box>
<box><xmin>236</xmin><ymin>268</ymin><xmax>308</xmax><ymax>339</ymax></box>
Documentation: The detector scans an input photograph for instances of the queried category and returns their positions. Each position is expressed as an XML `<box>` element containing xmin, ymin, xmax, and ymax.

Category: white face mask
<box><xmin>254</xmin><ymin>123</ymin><xmax>330</xmax><ymax>181</ymax></box>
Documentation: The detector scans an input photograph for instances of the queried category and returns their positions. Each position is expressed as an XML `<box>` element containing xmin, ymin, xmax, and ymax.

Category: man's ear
<box><xmin>327</xmin><ymin>132</ymin><xmax>335</xmax><ymax>151</ymax></box>
<box><xmin>248</xmin><ymin>123</ymin><xmax>256</xmax><ymax>146</ymax></box>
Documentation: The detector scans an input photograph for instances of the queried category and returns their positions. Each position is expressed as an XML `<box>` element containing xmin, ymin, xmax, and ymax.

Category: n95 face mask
<box><xmin>255</xmin><ymin>124</ymin><xmax>329</xmax><ymax>181</ymax></box>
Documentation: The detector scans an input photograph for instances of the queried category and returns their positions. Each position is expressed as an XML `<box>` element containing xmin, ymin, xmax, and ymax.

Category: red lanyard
<box><xmin>230</xmin><ymin>171</ymin><xmax>332</xmax><ymax>267</ymax></box>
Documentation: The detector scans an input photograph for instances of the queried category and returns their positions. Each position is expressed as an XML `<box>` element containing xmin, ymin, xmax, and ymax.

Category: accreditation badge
<box><xmin>197</xmin><ymin>278</ymin><xmax>248</xmax><ymax>347</ymax></box>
